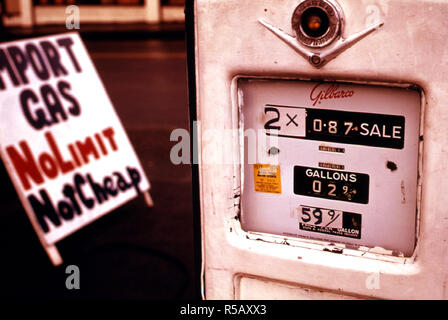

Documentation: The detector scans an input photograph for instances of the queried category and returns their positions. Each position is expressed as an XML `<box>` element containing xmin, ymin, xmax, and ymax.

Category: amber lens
<box><xmin>301</xmin><ymin>7</ymin><xmax>330</xmax><ymax>38</ymax></box>
<box><xmin>307</xmin><ymin>15</ymin><xmax>322</xmax><ymax>31</ymax></box>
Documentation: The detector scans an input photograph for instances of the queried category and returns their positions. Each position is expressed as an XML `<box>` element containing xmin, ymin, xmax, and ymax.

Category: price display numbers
<box><xmin>294</xmin><ymin>166</ymin><xmax>369</xmax><ymax>204</ymax></box>
<box><xmin>264</xmin><ymin>105</ymin><xmax>405</xmax><ymax>149</ymax></box>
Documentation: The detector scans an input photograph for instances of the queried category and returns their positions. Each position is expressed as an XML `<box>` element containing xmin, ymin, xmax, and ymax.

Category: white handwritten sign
<box><xmin>0</xmin><ymin>33</ymin><xmax>151</xmax><ymax>265</ymax></box>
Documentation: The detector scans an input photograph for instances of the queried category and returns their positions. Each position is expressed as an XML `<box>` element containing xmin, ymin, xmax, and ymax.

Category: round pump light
<box><xmin>291</xmin><ymin>0</ymin><xmax>343</xmax><ymax>48</ymax></box>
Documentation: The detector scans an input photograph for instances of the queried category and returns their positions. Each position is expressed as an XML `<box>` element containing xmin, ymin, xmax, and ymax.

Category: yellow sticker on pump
<box><xmin>253</xmin><ymin>164</ymin><xmax>282</xmax><ymax>194</ymax></box>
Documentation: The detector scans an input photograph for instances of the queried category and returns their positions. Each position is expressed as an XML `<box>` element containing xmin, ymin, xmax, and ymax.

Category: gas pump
<box><xmin>189</xmin><ymin>0</ymin><xmax>446</xmax><ymax>299</ymax></box>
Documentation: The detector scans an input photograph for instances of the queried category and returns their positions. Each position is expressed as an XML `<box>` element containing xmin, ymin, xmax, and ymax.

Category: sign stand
<box><xmin>45</xmin><ymin>245</ymin><xmax>63</xmax><ymax>266</ymax></box>
<box><xmin>144</xmin><ymin>190</ymin><xmax>154</xmax><ymax>207</ymax></box>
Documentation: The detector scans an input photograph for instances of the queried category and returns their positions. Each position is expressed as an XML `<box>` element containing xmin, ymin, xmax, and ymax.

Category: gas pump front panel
<box><xmin>239</xmin><ymin>78</ymin><xmax>421</xmax><ymax>256</ymax></box>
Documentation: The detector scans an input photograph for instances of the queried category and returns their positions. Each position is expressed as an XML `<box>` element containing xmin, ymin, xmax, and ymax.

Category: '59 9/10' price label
<box><xmin>299</xmin><ymin>205</ymin><xmax>362</xmax><ymax>239</ymax></box>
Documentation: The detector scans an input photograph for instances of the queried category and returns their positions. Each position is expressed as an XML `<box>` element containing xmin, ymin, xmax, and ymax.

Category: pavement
<box><xmin>0</xmin><ymin>33</ymin><xmax>198</xmax><ymax>300</ymax></box>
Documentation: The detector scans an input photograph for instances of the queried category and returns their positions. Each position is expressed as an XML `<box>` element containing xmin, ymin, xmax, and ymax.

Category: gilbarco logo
<box><xmin>310</xmin><ymin>83</ymin><xmax>355</xmax><ymax>106</ymax></box>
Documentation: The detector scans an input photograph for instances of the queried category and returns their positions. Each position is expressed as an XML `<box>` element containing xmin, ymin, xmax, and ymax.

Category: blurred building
<box><xmin>1</xmin><ymin>0</ymin><xmax>184</xmax><ymax>28</ymax></box>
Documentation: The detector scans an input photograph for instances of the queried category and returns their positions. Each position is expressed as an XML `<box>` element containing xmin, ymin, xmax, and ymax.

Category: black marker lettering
<box><xmin>0</xmin><ymin>48</ymin><xmax>19</xmax><ymax>90</ymax></box>
<box><xmin>20</xmin><ymin>88</ymin><xmax>52</xmax><ymax>130</ymax></box>
<box><xmin>7</xmin><ymin>45</ymin><xmax>28</xmax><ymax>84</ymax></box>
<box><xmin>25</xmin><ymin>43</ymin><xmax>50</xmax><ymax>81</ymax></box>
<box><xmin>57</xmin><ymin>37</ymin><xmax>82</xmax><ymax>73</ymax></box>
<box><xmin>40</xmin><ymin>84</ymin><xmax>68</xmax><ymax>123</ymax></box>
<box><xmin>40</xmin><ymin>41</ymin><xmax>67</xmax><ymax>77</ymax></box>
<box><xmin>58</xmin><ymin>80</ymin><xmax>80</xmax><ymax>116</ymax></box>
<box><xmin>28</xmin><ymin>190</ymin><xmax>61</xmax><ymax>233</ymax></box>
